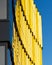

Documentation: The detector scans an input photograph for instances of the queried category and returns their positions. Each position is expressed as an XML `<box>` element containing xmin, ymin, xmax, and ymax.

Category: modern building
<box><xmin>0</xmin><ymin>0</ymin><xmax>10</xmax><ymax>65</ymax></box>
<box><xmin>12</xmin><ymin>0</ymin><xmax>43</xmax><ymax>65</ymax></box>
<box><xmin>0</xmin><ymin>0</ymin><xmax>42</xmax><ymax>65</ymax></box>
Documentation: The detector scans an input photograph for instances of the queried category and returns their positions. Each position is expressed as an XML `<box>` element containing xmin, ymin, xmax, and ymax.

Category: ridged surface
<box><xmin>12</xmin><ymin>0</ymin><xmax>42</xmax><ymax>65</ymax></box>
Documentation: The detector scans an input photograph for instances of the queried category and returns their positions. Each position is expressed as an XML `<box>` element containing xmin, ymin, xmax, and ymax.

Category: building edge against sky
<box><xmin>0</xmin><ymin>0</ymin><xmax>42</xmax><ymax>65</ymax></box>
<box><xmin>12</xmin><ymin>0</ymin><xmax>43</xmax><ymax>65</ymax></box>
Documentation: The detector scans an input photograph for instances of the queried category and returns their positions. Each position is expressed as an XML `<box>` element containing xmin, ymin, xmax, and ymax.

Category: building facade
<box><xmin>0</xmin><ymin>0</ymin><xmax>42</xmax><ymax>65</ymax></box>
<box><xmin>12</xmin><ymin>0</ymin><xmax>43</xmax><ymax>65</ymax></box>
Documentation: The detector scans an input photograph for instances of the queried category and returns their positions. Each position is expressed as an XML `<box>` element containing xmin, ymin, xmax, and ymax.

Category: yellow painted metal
<box><xmin>29</xmin><ymin>0</ymin><xmax>35</xmax><ymax>33</ymax></box>
<box><xmin>12</xmin><ymin>0</ymin><xmax>42</xmax><ymax>65</ymax></box>
<box><xmin>35</xmin><ymin>42</ymin><xmax>42</xmax><ymax>65</ymax></box>
<box><xmin>35</xmin><ymin>11</ymin><xmax>42</xmax><ymax>65</ymax></box>
<box><xmin>38</xmin><ymin>14</ymin><xmax>42</xmax><ymax>47</ymax></box>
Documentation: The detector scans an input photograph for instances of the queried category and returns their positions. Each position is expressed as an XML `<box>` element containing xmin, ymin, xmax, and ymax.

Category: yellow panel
<box><xmin>16</xmin><ymin>5</ymin><xmax>33</xmax><ymax>60</ymax></box>
<box><xmin>35</xmin><ymin>8</ymin><xmax>38</xmax><ymax>39</ymax></box>
<box><xmin>24</xmin><ymin>0</ymin><xmax>29</xmax><ymax>23</ymax></box>
<box><xmin>14</xmin><ymin>0</ymin><xmax>42</xmax><ymax>65</ymax></box>
<box><xmin>32</xmin><ymin>36</ymin><xmax>35</xmax><ymax>63</ymax></box>
<box><xmin>33</xmin><ymin>4</ymin><xmax>37</xmax><ymax>35</ymax></box>
<box><xmin>38</xmin><ymin>14</ymin><xmax>42</xmax><ymax>47</ymax></box>
<box><xmin>26</xmin><ymin>56</ymin><xmax>29</xmax><ymax>65</ymax></box>
<box><xmin>35</xmin><ymin>42</ymin><xmax>39</xmax><ymax>65</ymax></box>
<box><xmin>35</xmin><ymin>11</ymin><xmax>42</xmax><ymax>65</ymax></box>
<box><xmin>28</xmin><ymin>0</ymin><xmax>36</xmax><ymax>34</ymax></box>
<box><xmin>21</xmin><ymin>0</ymin><xmax>25</xmax><ymax>10</ymax></box>
<box><xmin>29</xmin><ymin>0</ymin><xmax>33</xmax><ymax>31</ymax></box>
<box><xmin>29</xmin><ymin>59</ymin><xmax>31</xmax><ymax>65</ymax></box>
<box><xmin>21</xmin><ymin>49</ymin><xmax>25</xmax><ymax>65</ymax></box>
<box><xmin>12</xmin><ymin>26</ymin><xmax>19</xmax><ymax>65</ymax></box>
<box><xmin>25</xmin><ymin>28</ymin><xmax>32</xmax><ymax>59</ymax></box>
<box><xmin>19</xmin><ymin>6</ymin><xmax>26</xmax><ymax>45</ymax></box>
<box><xmin>36</xmin><ymin>11</ymin><xmax>42</xmax><ymax>47</ymax></box>
<box><xmin>35</xmin><ymin>43</ymin><xmax>42</xmax><ymax>65</ymax></box>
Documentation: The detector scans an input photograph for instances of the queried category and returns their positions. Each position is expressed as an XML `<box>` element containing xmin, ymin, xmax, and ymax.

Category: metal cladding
<box><xmin>12</xmin><ymin>0</ymin><xmax>43</xmax><ymax>65</ymax></box>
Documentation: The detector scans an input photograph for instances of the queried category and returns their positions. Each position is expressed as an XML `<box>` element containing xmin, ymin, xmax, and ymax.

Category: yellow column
<box><xmin>38</xmin><ymin>12</ymin><xmax>42</xmax><ymax>65</ymax></box>
<box><xmin>31</xmin><ymin>4</ymin><xmax>37</xmax><ymax>63</ymax></box>
<box><xmin>38</xmin><ymin>14</ymin><xmax>42</xmax><ymax>47</ymax></box>
<box><xmin>35</xmin><ymin>10</ymin><xmax>42</xmax><ymax>65</ymax></box>
<box><xmin>15</xmin><ymin>0</ymin><xmax>42</xmax><ymax>65</ymax></box>
<box><xmin>29</xmin><ymin>0</ymin><xmax>35</xmax><ymax>33</ymax></box>
<box><xmin>35</xmin><ymin>9</ymin><xmax>39</xmax><ymax>65</ymax></box>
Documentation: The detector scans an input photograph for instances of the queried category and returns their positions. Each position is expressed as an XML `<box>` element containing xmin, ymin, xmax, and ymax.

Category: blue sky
<box><xmin>8</xmin><ymin>0</ymin><xmax>52</xmax><ymax>65</ymax></box>
<box><xmin>34</xmin><ymin>0</ymin><xmax>52</xmax><ymax>65</ymax></box>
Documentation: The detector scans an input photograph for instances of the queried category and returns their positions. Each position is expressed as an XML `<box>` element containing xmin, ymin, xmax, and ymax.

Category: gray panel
<box><xmin>0</xmin><ymin>22</ymin><xmax>9</xmax><ymax>41</ymax></box>
<box><xmin>0</xmin><ymin>46</ymin><xmax>5</xmax><ymax>65</ymax></box>
<box><xmin>0</xmin><ymin>0</ymin><xmax>7</xmax><ymax>19</ymax></box>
